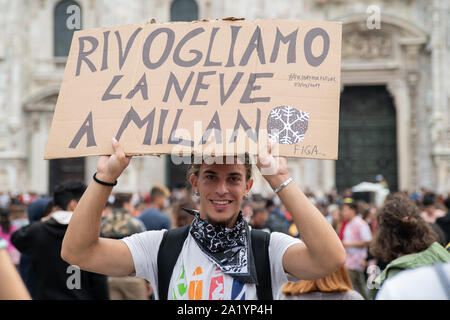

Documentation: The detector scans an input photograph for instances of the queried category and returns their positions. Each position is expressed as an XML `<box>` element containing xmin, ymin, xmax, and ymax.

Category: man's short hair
<box><xmin>253</xmin><ymin>207</ymin><xmax>268</xmax><ymax>216</ymax></box>
<box><xmin>53</xmin><ymin>181</ymin><xmax>87</xmax><ymax>211</ymax></box>
<box><xmin>112</xmin><ymin>192</ymin><xmax>133</xmax><ymax>209</ymax></box>
<box><xmin>422</xmin><ymin>193</ymin><xmax>436</xmax><ymax>207</ymax></box>
<box><xmin>265</xmin><ymin>199</ymin><xmax>275</xmax><ymax>209</ymax></box>
<box><xmin>150</xmin><ymin>185</ymin><xmax>170</xmax><ymax>200</ymax></box>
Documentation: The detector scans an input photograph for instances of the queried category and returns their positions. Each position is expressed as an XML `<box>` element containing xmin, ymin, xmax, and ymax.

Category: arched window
<box><xmin>54</xmin><ymin>0</ymin><xmax>82</xmax><ymax>57</ymax></box>
<box><xmin>170</xmin><ymin>0</ymin><xmax>198</xmax><ymax>22</ymax></box>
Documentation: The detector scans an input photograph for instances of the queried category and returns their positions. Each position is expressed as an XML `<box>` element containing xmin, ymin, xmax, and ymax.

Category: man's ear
<box><xmin>245</xmin><ymin>178</ymin><xmax>254</xmax><ymax>195</ymax></box>
<box><xmin>189</xmin><ymin>174</ymin><xmax>198</xmax><ymax>191</ymax></box>
<box><xmin>67</xmin><ymin>199</ymin><xmax>78</xmax><ymax>212</ymax></box>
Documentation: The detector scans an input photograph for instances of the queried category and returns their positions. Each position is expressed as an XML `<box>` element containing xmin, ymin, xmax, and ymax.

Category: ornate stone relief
<box><xmin>342</xmin><ymin>23</ymin><xmax>393</xmax><ymax>60</ymax></box>
<box><xmin>24</xmin><ymin>94</ymin><xmax>58</xmax><ymax>112</ymax></box>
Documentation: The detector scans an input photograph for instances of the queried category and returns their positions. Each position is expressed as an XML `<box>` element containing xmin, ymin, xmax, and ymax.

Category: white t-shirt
<box><xmin>122</xmin><ymin>230</ymin><xmax>301</xmax><ymax>300</ymax></box>
<box><xmin>343</xmin><ymin>215</ymin><xmax>372</xmax><ymax>272</ymax></box>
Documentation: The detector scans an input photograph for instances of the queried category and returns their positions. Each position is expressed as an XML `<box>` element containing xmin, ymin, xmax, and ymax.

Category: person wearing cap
<box><xmin>340</xmin><ymin>197</ymin><xmax>372</xmax><ymax>299</ymax></box>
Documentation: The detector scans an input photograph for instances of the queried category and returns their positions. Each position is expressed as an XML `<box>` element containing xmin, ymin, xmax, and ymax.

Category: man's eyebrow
<box><xmin>228</xmin><ymin>172</ymin><xmax>243</xmax><ymax>177</ymax></box>
<box><xmin>202</xmin><ymin>170</ymin><xmax>243</xmax><ymax>177</ymax></box>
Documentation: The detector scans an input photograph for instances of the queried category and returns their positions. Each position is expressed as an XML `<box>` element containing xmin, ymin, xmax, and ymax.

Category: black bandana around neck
<box><xmin>182</xmin><ymin>208</ymin><xmax>258</xmax><ymax>284</ymax></box>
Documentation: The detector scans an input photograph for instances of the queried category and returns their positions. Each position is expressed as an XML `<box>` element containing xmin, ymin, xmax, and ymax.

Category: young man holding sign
<box><xmin>61</xmin><ymin>139</ymin><xmax>345</xmax><ymax>300</ymax></box>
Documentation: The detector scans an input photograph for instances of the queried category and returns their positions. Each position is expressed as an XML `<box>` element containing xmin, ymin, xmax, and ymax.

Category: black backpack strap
<box><xmin>251</xmin><ymin>229</ymin><xmax>273</xmax><ymax>300</ymax></box>
<box><xmin>157</xmin><ymin>225</ymin><xmax>190</xmax><ymax>300</ymax></box>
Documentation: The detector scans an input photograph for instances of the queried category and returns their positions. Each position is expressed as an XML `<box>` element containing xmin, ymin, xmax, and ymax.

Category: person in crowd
<box><xmin>18</xmin><ymin>197</ymin><xmax>53</xmax><ymax>299</ymax></box>
<box><xmin>335</xmin><ymin>198</ymin><xmax>349</xmax><ymax>241</ymax></box>
<box><xmin>10</xmin><ymin>204</ymin><xmax>29</xmax><ymax>229</ymax></box>
<box><xmin>250</xmin><ymin>193</ymin><xmax>266</xmax><ymax>209</ymax></box>
<box><xmin>329</xmin><ymin>203</ymin><xmax>343</xmax><ymax>235</ymax></box>
<box><xmin>286</xmin><ymin>207</ymin><xmax>299</xmax><ymax>238</ymax></box>
<box><xmin>375</xmin><ymin>174</ymin><xmax>389</xmax><ymax>191</ymax></box>
<box><xmin>340</xmin><ymin>197</ymin><xmax>372</xmax><ymax>300</ymax></box>
<box><xmin>249</xmin><ymin>207</ymin><xmax>270</xmax><ymax>232</ymax></box>
<box><xmin>0</xmin><ymin>238</ymin><xmax>31</xmax><ymax>300</ymax></box>
<box><xmin>282</xmin><ymin>265</ymin><xmax>364</xmax><ymax>300</ymax></box>
<box><xmin>61</xmin><ymin>139</ymin><xmax>345</xmax><ymax>300</ymax></box>
<box><xmin>0</xmin><ymin>191</ymin><xmax>11</xmax><ymax>208</ymax></box>
<box><xmin>101</xmin><ymin>192</ymin><xmax>145</xmax><ymax>239</ymax></box>
<box><xmin>11</xmin><ymin>181</ymin><xmax>109</xmax><ymax>300</ymax></box>
<box><xmin>132</xmin><ymin>201</ymin><xmax>148</xmax><ymax>218</ymax></box>
<box><xmin>100</xmin><ymin>192</ymin><xmax>147</xmax><ymax>300</ymax></box>
<box><xmin>170</xmin><ymin>196</ymin><xmax>197</xmax><ymax>228</ymax></box>
<box><xmin>264</xmin><ymin>198</ymin><xmax>289</xmax><ymax>234</ymax></box>
<box><xmin>362</xmin><ymin>204</ymin><xmax>378</xmax><ymax>235</ymax></box>
<box><xmin>170</xmin><ymin>184</ymin><xmax>188</xmax><ymax>204</ymax></box>
<box><xmin>370</xmin><ymin>193</ymin><xmax>450</xmax><ymax>291</ymax></box>
<box><xmin>101</xmin><ymin>200</ymin><xmax>113</xmax><ymax>220</ymax></box>
<box><xmin>420</xmin><ymin>192</ymin><xmax>446</xmax><ymax>223</ymax></box>
<box><xmin>342</xmin><ymin>188</ymin><xmax>353</xmax><ymax>199</ymax></box>
<box><xmin>436</xmin><ymin>195</ymin><xmax>450</xmax><ymax>246</ymax></box>
<box><xmin>0</xmin><ymin>207</ymin><xmax>20</xmax><ymax>266</ymax></box>
<box><xmin>241</xmin><ymin>200</ymin><xmax>253</xmax><ymax>223</ymax></box>
<box><xmin>138</xmin><ymin>185</ymin><xmax>171</xmax><ymax>231</ymax></box>
<box><xmin>376</xmin><ymin>261</ymin><xmax>450</xmax><ymax>300</ymax></box>
<box><xmin>325</xmin><ymin>204</ymin><xmax>338</xmax><ymax>226</ymax></box>
<box><xmin>420</xmin><ymin>193</ymin><xmax>447</xmax><ymax>246</ymax></box>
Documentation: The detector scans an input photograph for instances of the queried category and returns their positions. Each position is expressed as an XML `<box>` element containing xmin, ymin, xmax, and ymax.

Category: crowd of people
<box><xmin>1</xmin><ymin>179</ymin><xmax>449</xmax><ymax>300</ymax></box>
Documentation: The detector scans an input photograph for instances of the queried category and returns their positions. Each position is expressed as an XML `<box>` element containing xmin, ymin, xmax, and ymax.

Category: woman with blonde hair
<box><xmin>282</xmin><ymin>266</ymin><xmax>364</xmax><ymax>300</ymax></box>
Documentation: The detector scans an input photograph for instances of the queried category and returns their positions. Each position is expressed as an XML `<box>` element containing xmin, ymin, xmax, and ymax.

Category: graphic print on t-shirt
<box><xmin>188</xmin><ymin>266</ymin><xmax>203</xmax><ymax>300</ymax></box>
<box><xmin>231</xmin><ymin>279</ymin><xmax>246</xmax><ymax>300</ymax></box>
<box><xmin>209</xmin><ymin>268</ymin><xmax>225</xmax><ymax>300</ymax></box>
<box><xmin>121</xmin><ymin>229</ymin><xmax>303</xmax><ymax>300</ymax></box>
<box><xmin>173</xmin><ymin>265</ymin><xmax>188</xmax><ymax>300</ymax></box>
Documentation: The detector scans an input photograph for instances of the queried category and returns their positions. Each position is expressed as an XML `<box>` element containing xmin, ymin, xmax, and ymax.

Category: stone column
<box><xmin>322</xmin><ymin>159</ymin><xmax>335</xmax><ymax>194</ymax></box>
<box><xmin>429</xmin><ymin>0</ymin><xmax>449</xmax><ymax>194</ymax></box>
<box><xmin>28</xmin><ymin>112</ymin><xmax>51</xmax><ymax>194</ymax></box>
<box><xmin>387</xmin><ymin>79</ymin><xmax>411</xmax><ymax>192</ymax></box>
<box><xmin>3</xmin><ymin>0</ymin><xmax>27</xmax><ymax>192</ymax></box>
<box><xmin>433</xmin><ymin>155</ymin><xmax>449</xmax><ymax>195</ymax></box>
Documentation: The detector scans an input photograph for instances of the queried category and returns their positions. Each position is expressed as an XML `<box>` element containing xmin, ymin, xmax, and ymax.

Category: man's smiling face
<box><xmin>190</xmin><ymin>160</ymin><xmax>253</xmax><ymax>228</ymax></box>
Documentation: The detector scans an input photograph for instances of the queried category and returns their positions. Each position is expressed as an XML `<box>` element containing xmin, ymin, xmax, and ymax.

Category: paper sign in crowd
<box><xmin>44</xmin><ymin>18</ymin><xmax>342</xmax><ymax>160</ymax></box>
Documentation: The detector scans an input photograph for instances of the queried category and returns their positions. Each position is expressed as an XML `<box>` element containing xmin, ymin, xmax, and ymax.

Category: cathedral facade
<box><xmin>0</xmin><ymin>0</ymin><xmax>448</xmax><ymax>197</ymax></box>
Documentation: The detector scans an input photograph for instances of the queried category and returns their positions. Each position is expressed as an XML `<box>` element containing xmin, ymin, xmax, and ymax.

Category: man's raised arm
<box><xmin>257</xmin><ymin>143</ymin><xmax>346</xmax><ymax>280</ymax></box>
<box><xmin>61</xmin><ymin>138</ymin><xmax>135</xmax><ymax>276</ymax></box>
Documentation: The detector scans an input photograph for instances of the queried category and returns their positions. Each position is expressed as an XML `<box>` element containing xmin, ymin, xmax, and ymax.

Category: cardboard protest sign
<box><xmin>44</xmin><ymin>18</ymin><xmax>342</xmax><ymax>160</ymax></box>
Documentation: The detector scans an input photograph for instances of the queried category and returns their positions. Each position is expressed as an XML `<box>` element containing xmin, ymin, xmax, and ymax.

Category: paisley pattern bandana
<box><xmin>183</xmin><ymin>208</ymin><xmax>258</xmax><ymax>284</ymax></box>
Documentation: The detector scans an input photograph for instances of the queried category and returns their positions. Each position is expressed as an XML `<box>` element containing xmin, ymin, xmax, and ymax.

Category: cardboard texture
<box><xmin>44</xmin><ymin>19</ymin><xmax>342</xmax><ymax>160</ymax></box>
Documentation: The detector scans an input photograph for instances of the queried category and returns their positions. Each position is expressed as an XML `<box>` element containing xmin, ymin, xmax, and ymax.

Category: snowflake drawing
<box><xmin>267</xmin><ymin>106</ymin><xmax>309</xmax><ymax>145</ymax></box>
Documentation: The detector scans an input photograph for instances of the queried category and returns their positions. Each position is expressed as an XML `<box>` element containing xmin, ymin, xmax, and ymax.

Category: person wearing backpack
<box><xmin>61</xmin><ymin>139</ymin><xmax>345</xmax><ymax>300</ymax></box>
